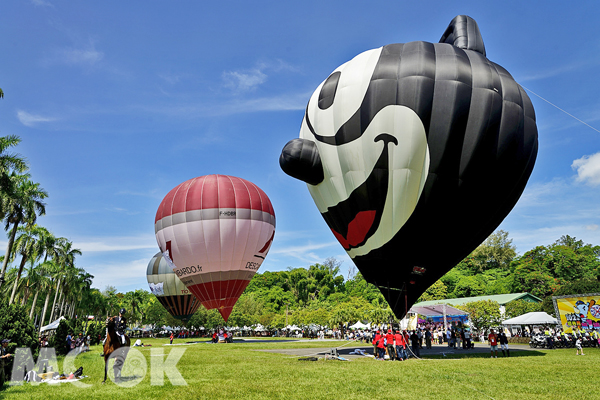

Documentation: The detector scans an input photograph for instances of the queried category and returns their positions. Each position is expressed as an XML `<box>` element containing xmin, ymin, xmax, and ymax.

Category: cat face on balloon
<box><xmin>280</xmin><ymin>46</ymin><xmax>430</xmax><ymax>259</ymax></box>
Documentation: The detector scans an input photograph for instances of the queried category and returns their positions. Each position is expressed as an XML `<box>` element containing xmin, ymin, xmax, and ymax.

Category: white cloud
<box><xmin>269</xmin><ymin>241</ymin><xmax>339</xmax><ymax>264</ymax></box>
<box><xmin>221</xmin><ymin>59</ymin><xmax>300</xmax><ymax>93</ymax></box>
<box><xmin>16</xmin><ymin>110</ymin><xmax>57</xmax><ymax>127</ymax></box>
<box><xmin>45</xmin><ymin>40</ymin><xmax>104</xmax><ymax>67</ymax></box>
<box><xmin>520</xmin><ymin>64</ymin><xmax>580</xmax><ymax>82</ymax></box>
<box><xmin>222</xmin><ymin>68</ymin><xmax>267</xmax><ymax>92</ymax></box>
<box><xmin>514</xmin><ymin>178</ymin><xmax>568</xmax><ymax>207</ymax></box>
<box><xmin>134</xmin><ymin>91</ymin><xmax>308</xmax><ymax>118</ymax></box>
<box><xmin>31</xmin><ymin>0</ymin><xmax>53</xmax><ymax>6</ymax></box>
<box><xmin>61</xmin><ymin>47</ymin><xmax>104</xmax><ymax>66</ymax></box>
<box><xmin>74</xmin><ymin>234</ymin><xmax>157</xmax><ymax>252</ymax></box>
<box><xmin>158</xmin><ymin>73</ymin><xmax>183</xmax><ymax>85</ymax></box>
<box><xmin>88</xmin><ymin>258</ymin><xmax>149</xmax><ymax>290</ymax></box>
<box><xmin>572</xmin><ymin>152</ymin><xmax>600</xmax><ymax>186</ymax></box>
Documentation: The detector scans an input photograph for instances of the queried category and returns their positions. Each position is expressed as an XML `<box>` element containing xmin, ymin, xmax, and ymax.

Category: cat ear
<box><xmin>439</xmin><ymin>15</ymin><xmax>486</xmax><ymax>56</ymax></box>
<box><xmin>280</xmin><ymin>139</ymin><xmax>324</xmax><ymax>186</ymax></box>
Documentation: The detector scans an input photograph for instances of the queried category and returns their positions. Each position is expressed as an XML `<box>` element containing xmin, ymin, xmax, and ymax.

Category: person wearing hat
<box><xmin>0</xmin><ymin>339</ymin><xmax>12</xmax><ymax>389</ymax></box>
<box><xmin>115</xmin><ymin>308</ymin><xmax>128</xmax><ymax>345</ymax></box>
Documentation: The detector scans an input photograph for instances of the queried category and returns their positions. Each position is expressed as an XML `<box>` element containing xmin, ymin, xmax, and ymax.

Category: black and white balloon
<box><xmin>280</xmin><ymin>15</ymin><xmax>538</xmax><ymax>318</ymax></box>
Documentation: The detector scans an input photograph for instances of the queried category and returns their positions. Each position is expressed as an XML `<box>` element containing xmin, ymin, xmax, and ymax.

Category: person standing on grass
<box><xmin>170</xmin><ymin>332</ymin><xmax>174</xmax><ymax>344</ymax></box>
<box><xmin>395</xmin><ymin>330</ymin><xmax>406</xmax><ymax>361</ymax></box>
<box><xmin>592</xmin><ymin>328</ymin><xmax>600</xmax><ymax>346</ymax></box>
<box><xmin>410</xmin><ymin>330</ymin><xmax>420</xmax><ymax>358</ymax></box>
<box><xmin>385</xmin><ymin>329</ymin><xmax>396</xmax><ymax>360</ymax></box>
<box><xmin>488</xmin><ymin>329</ymin><xmax>499</xmax><ymax>358</ymax></box>
<box><xmin>372</xmin><ymin>330</ymin><xmax>381</xmax><ymax>358</ymax></box>
<box><xmin>0</xmin><ymin>339</ymin><xmax>12</xmax><ymax>390</ymax></box>
<box><xmin>376</xmin><ymin>333</ymin><xmax>386</xmax><ymax>360</ymax></box>
<box><xmin>464</xmin><ymin>329</ymin><xmax>472</xmax><ymax>349</ymax></box>
<box><xmin>576</xmin><ymin>336</ymin><xmax>585</xmax><ymax>355</ymax></box>
<box><xmin>498</xmin><ymin>331</ymin><xmax>510</xmax><ymax>357</ymax></box>
<box><xmin>425</xmin><ymin>328</ymin><xmax>432</xmax><ymax>349</ymax></box>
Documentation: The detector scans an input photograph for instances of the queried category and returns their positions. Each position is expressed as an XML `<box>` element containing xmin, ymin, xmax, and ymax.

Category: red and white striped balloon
<box><xmin>155</xmin><ymin>175</ymin><xmax>275</xmax><ymax>321</ymax></box>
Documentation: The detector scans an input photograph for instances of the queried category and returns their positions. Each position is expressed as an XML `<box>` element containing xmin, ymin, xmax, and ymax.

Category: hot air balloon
<box><xmin>146</xmin><ymin>252</ymin><xmax>202</xmax><ymax>322</ymax></box>
<box><xmin>155</xmin><ymin>175</ymin><xmax>275</xmax><ymax>321</ymax></box>
<box><xmin>280</xmin><ymin>15</ymin><xmax>538</xmax><ymax>318</ymax></box>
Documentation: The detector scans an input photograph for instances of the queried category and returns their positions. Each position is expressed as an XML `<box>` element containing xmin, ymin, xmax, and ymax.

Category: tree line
<box><xmin>0</xmin><ymin>112</ymin><xmax>89</xmax><ymax>336</ymax></box>
<box><xmin>82</xmin><ymin>232</ymin><xmax>600</xmax><ymax>332</ymax></box>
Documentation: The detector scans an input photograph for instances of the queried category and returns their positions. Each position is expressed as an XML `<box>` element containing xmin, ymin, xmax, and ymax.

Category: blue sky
<box><xmin>1</xmin><ymin>1</ymin><xmax>599</xmax><ymax>293</ymax></box>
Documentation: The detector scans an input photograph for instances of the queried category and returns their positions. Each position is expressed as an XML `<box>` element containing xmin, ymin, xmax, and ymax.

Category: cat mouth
<box><xmin>322</xmin><ymin>134</ymin><xmax>397</xmax><ymax>250</ymax></box>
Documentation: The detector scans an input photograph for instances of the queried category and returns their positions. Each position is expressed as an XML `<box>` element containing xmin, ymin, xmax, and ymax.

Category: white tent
<box><xmin>285</xmin><ymin>325</ymin><xmax>300</xmax><ymax>331</ymax></box>
<box><xmin>40</xmin><ymin>316</ymin><xmax>65</xmax><ymax>332</ymax></box>
<box><xmin>349</xmin><ymin>321</ymin><xmax>368</xmax><ymax>329</ymax></box>
<box><xmin>502</xmin><ymin>312</ymin><xmax>559</xmax><ymax>325</ymax></box>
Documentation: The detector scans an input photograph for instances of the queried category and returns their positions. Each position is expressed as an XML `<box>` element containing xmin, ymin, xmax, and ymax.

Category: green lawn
<box><xmin>2</xmin><ymin>338</ymin><xmax>593</xmax><ymax>400</ymax></box>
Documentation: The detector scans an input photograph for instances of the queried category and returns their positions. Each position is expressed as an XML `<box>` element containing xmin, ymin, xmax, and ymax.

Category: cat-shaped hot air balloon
<box><xmin>280</xmin><ymin>15</ymin><xmax>538</xmax><ymax>318</ymax></box>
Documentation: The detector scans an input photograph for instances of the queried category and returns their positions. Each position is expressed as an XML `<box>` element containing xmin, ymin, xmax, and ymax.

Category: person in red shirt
<box><xmin>372</xmin><ymin>330</ymin><xmax>381</xmax><ymax>358</ymax></box>
<box><xmin>377</xmin><ymin>334</ymin><xmax>386</xmax><ymax>360</ymax></box>
<box><xmin>385</xmin><ymin>329</ymin><xmax>396</xmax><ymax>360</ymax></box>
<box><xmin>394</xmin><ymin>330</ymin><xmax>406</xmax><ymax>361</ymax></box>
<box><xmin>488</xmin><ymin>329</ymin><xmax>499</xmax><ymax>358</ymax></box>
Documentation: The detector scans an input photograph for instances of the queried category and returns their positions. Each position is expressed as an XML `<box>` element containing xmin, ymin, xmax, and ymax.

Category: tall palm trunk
<box><xmin>49</xmin><ymin>278</ymin><xmax>61</xmax><ymax>322</ymax></box>
<box><xmin>0</xmin><ymin>220</ymin><xmax>19</xmax><ymax>290</ymax></box>
<box><xmin>21</xmin><ymin>284</ymin><xmax>30</xmax><ymax>306</ymax></box>
<box><xmin>29</xmin><ymin>289</ymin><xmax>39</xmax><ymax>319</ymax></box>
<box><xmin>39</xmin><ymin>289</ymin><xmax>52</xmax><ymax>333</ymax></box>
<box><xmin>9</xmin><ymin>255</ymin><xmax>28</xmax><ymax>305</ymax></box>
<box><xmin>59</xmin><ymin>295</ymin><xmax>66</xmax><ymax>317</ymax></box>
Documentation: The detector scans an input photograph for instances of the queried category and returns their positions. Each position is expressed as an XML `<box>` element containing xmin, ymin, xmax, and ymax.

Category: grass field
<box><xmin>2</xmin><ymin>337</ymin><xmax>593</xmax><ymax>400</ymax></box>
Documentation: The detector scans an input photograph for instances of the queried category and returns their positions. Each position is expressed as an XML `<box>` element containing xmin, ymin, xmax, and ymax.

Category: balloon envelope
<box><xmin>155</xmin><ymin>175</ymin><xmax>275</xmax><ymax>321</ymax></box>
<box><xmin>146</xmin><ymin>252</ymin><xmax>202</xmax><ymax>321</ymax></box>
<box><xmin>280</xmin><ymin>15</ymin><xmax>537</xmax><ymax>318</ymax></box>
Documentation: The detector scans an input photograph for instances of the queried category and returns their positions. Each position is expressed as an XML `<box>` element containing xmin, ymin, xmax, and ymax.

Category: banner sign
<box><xmin>553</xmin><ymin>293</ymin><xmax>600</xmax><ymax>333</ymax></box>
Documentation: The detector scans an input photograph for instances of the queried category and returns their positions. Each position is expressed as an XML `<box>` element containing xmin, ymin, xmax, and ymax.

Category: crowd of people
<box><xmin>339</xmin><ymin>324</ymin><xmax>477</xmax><ymax>360</ymax></box>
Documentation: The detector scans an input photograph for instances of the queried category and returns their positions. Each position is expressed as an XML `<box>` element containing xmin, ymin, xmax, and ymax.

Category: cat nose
<box><xmin>280</xmin><ymin>138</ymin><xmax>324</xmax><ymax>185</ymax></box>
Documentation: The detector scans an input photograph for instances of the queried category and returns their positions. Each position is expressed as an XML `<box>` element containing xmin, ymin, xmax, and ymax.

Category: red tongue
<box><xmin>331</xmin><ymin>210</ymin><xmax>376</xmax><ymax>250</ymax></box>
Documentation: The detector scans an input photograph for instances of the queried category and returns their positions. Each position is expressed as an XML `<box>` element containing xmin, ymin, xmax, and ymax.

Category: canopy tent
<box><xmin>40</xmin><ymin>316</ymin><xmax>66</xmax><ymax>332</ymax></box>
<box><xmin>408</xmin><ymin>304</ymin><xmax>469</xmax><ymax>326</ymax></box>
<box><xmin>409</xmin><ymin>304</ymin><xmax>468</xmax><ymax>318</ymax></box>
<box><xmin>284</xmin><ymin>325</ymin><xmax>301</xmax><ymax>331</ymax></box>
<box><xmin>349</xmin><ymin>321</ymin><xmax>369</xmax><ymax>329</ymax></box>
<box><xmin>502</xmin><ymin>312</ymin><xmax>559</xmax><ymax>325</ymax></box>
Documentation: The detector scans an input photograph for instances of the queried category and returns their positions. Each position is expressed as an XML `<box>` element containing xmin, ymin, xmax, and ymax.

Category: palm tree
<box><xmin>0</xmin><ymin>173</ymin><xmax>47</xmax><ymax>290</ymax></box>
<box><xmin>22</xmin><ymin>262</ymin><xmax>43</xmax><ymax>309</ymax></box>
<box><xmin>63</xmin><ymin>268</ymin><xmax>93</xmax><ymax>318</ymax></box>
<box><xmin>48</xmin><ymin>240</ymin><xmax>81</xmax><ymax>322</ymax></box>
<box><xmin>0</xmin><ymin>135</ymin><xmax>27</xmax><ymax>209</ymax></box>
<box><xmin>125</xmin><ymin>290</ymin><xmax>146</xmax><ymax>325</ymax></box>
<box><xmin>8</xmin><ymin>224</ymin><xmax>45</xmax><ymax>304</ymax></box>
<box><xmin>38</xmin><ymin>260</ymin><xmax>60</xmax><ymax>332</ymax></box>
